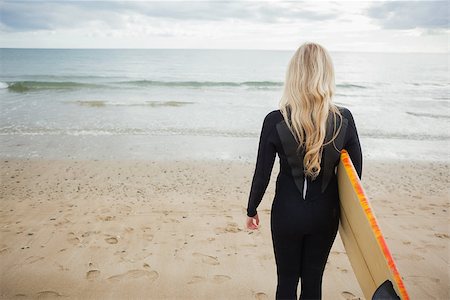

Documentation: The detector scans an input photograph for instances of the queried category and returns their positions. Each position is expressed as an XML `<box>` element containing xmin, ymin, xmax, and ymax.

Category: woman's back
<box><xmin>246</xmin><ymin>106</ymin><xmax>362</xmax><ymax>233</ymax></box>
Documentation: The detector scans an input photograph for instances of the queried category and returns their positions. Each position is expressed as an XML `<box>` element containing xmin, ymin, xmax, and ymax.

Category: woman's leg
<box><xmin>272</xmin><ymin>231</ymin><xmax>304</xmax><ymax>300</ymax></box>
<box><xmin>298</xmin><ymin>230</ymin><xmax>338</xmax><ymax>300</ymax></box>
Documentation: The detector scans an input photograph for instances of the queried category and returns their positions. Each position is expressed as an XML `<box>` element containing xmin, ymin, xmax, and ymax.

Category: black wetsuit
<box><xmin>247</xmin><ymin>107</ymin><xmax>362</xmax><ymax>300</ymax></box>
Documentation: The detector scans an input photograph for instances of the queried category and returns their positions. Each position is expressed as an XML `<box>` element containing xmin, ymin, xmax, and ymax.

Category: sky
<box><xmin>0</xmin><ymin>0</ymin><xmax>448</xmax><ymax>53</ymax></box>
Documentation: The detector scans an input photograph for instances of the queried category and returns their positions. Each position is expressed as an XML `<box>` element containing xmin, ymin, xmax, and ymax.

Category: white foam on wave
<box><xmin>0</xmin><ymin>82</ymin><xmax>9</xmax><ymax>89</ymax></box>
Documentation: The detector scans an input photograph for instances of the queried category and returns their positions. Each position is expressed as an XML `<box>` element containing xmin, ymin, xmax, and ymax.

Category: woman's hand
<box><xmin>246</xmin><ymin>214</ymin><xmax>260</xmax><ymax>230</ymax></box>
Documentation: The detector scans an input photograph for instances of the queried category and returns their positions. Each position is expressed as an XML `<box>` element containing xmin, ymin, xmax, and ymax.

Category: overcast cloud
<box><xmin>367</xmin><ymin>1</ymin><xmax>448</xmax><ymax>29</ymax></box>
<box><xmin>0</xmin><ymin>1</ymin><xmax>339</xmax><ymax>31</ymax></box>
<box><xmin>0</xmin><ymin>1</ymin><xmax>448</xmax><ymax>52</ymax></box>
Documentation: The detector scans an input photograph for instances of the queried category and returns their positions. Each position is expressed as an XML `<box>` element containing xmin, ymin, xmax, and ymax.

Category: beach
<box><xmin>1</xmin><ymin>48</ymin><xmax>448</xmax><ymax>299</ymax></box>
<box><xmin>1</xmin><ymin>158</ymin><xmax>448</xmax><ymax>299</ymax></box>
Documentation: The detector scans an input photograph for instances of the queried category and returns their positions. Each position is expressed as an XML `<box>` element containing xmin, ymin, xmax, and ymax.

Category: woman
<box><xmin>246</xmin><ymin>42</ymin><xmax>362</xmax><ymax>299</ymax></box>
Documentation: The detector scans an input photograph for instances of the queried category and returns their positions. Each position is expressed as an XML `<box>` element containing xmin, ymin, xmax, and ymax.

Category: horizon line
<box><xmin>0</xmin><ymin>47</ymin><xmax>448</xmax><ymax>54</ymax></box>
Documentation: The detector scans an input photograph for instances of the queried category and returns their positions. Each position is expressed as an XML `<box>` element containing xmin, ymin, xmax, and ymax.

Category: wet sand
<box><xmin>0</xmin><ymin>159</ymin><xmax>448</xmax><ymax>299</ymax></box>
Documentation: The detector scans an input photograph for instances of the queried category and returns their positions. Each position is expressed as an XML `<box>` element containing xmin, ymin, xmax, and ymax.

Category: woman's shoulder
<box><xmin>336</xmin><ymin>105</ymin><xmax>354</xmax><ymax>120</ymax></box>
<box><xmin>264</xmin><ymin>109</ymin><xmax>283</xmax><ymax>122</ymax></box>
<box><xmin>261</xmin><ymin>109</ymin><xmax>283</xmax><ymax>130</ymax></box>
<box><xmin>336</xmin><ymin>105</ymin><xmax>357</xmax><ymax>129</ymax></box>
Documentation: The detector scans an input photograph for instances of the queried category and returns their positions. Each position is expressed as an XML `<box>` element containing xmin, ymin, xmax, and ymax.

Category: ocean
<box><xmin>0</xmin><ymin>48</ymin><xmax>448</xmax><ymax>161</ymax></box>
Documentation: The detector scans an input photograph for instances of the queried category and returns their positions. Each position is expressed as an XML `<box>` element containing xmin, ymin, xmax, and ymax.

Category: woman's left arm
<box><xmin>343</xmin><ymin>109</ymin><xmax>363</xmax><ymax>178</ymax></box>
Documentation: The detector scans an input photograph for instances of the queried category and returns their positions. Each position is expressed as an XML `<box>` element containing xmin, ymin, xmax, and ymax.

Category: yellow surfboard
<box><xmin>337</xmin><ymin>150</ymin><xmax>409</xmax><ymax>300</ymax></box>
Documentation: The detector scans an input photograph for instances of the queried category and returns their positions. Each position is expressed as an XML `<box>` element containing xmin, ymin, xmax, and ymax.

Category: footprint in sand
<box><xmin>143</xmin><ymin>263</ymin><xmax>151</xmax><ymax>269</ymax></box>
<box><xmin>214</xmin><ymin>222</ymin><xmax>242</xmax><ymax>234</ymax></box>
<box><xmin>56</xmin><ymin>263</ymin><xmax>69</xmax><ymax>272</ymax></box>
<box><xmin>119</xmin><ymin>205</ymin><xmax>132</xmax><ymax>214</ymax></box>
<box><xmin>105</xmin><ymin>237</ymin><xmax>118</xmax><ymax>244</ymax></box>
<box><xmin>82</xmin><ymin>231</ymin><xmax>100</xmax><ymax>238</ymax></box>
<box><xmin>187</xmin><ymin>275</ymin><xmax>206</xmax><ymax>284</ymax></box>
<box><xmin>24</xmin><ymin>256</ymin><xmax>45</xmax><ymax>264</ymax></box>
<box><xmin>86</xmin><ymin>269</ymin><xmax>101</xmax><ymax>280</ymax></box>
<box><xmin>0</xmin><ymin>246</ymin><xmax>11</xmax><ymax>255</ymax></box>
<box><xmin>54</xmin><ymin>218</ymin><xmax>71</xmax><ymax>227</ymax></box>
<box><xmin>67</xmin><ymin>232</ymin><xmax>80</xmax><ymax>245</ymax></box>
<box><xmin>225</xmin><ymin>223</ymin><xmax>242</xmax><ymax>233</ymax></box>
<box><xmin>212</xmin><ymin>275</ymin><xmax>231</xmax><ymax>283</ymax></box>
<box><xmin>143</xmin><ymin>233</ymin><xmax>154</xmax><ymax>241</ymax></box>
<box><xmin>113</xmin><ymin>250</ymin><xmax>127</xmax><ymax>257</ymax></box>
<box><xmin>255</xmin><ymin>292</ymin><xmax>268</xmax><ymax>300</ymax></box>
<box><xmin>107</xmin><ymin>269</ymin><xmax>159</xmax><ymax>282</ymax></box>
<box><xmin>434</xmin><ymin>233</ymin><xmax>449</xmax><ymax>239</ymax></box>
<box><xmin>97</xmin><ymin>215</ymin><xmax>115</xmax><ymax>221</ymax></box>
<box><xmin>124</xmin><ymin>227</ymin><xmax>134</xmax><ymax>234</ymax></box>
<box><xmin>187</xmin><ymin>275</ymin><xmax>230</xmax><ymax>284</ymax></box>
<box><xmin>36</xmin><ymin>290</ymin><xmax>63</xmax><ymax>299</ymax></box>
<box><xmin>341</xmin><ymin>291</ymin><xmax>360</xmax><ymax>300</ymax></box>
<box><xmin>192</xmin><ymin>252</ymin><xmax>220</xmax><ymax>265</ymax></box>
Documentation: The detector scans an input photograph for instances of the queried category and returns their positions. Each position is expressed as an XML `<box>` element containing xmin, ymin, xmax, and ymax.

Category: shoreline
<box><xmin>1</xmin><ymin>158</ymin><xmax>449</xmax><ymax>299</ymax></box>
<box><xmin>1</xmin><ymin>133</ymin><xmax>449</xmax><ymax>162</ymax></box>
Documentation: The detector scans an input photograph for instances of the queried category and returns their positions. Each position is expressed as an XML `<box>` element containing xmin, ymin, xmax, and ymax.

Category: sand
<box><xmin>0</xmin><ymin>158</ymin><xmax>448</xmax><ymax>299</ymax></box>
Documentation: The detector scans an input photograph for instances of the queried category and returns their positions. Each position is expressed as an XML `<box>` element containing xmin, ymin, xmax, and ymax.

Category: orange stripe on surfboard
<box><xmin>340</xmin><ymin>150</ymin><xmax>409</xmax><ymax>300</ymax></box>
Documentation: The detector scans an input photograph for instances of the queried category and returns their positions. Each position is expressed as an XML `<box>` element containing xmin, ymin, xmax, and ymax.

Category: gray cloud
<box><xmin>0</xmin><ymin>1</ymin><xmax>339</xmax><ymax>32</ymax></box>
<box><xmin>1</xmin><ymin>1</ymin><xmax>127</xmax><ymax>31</ymax></box>
<box><xmin>367</xmin><ymin>1</ymin><xmax>449</xmax><ymax>30</ymax></box>
<box><xmin>0</xmin><ymin>2</ymin><xmax>53</xmax><ymax>31</ymax></box>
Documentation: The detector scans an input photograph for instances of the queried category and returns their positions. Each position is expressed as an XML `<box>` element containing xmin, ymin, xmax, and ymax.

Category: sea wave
<box><xmin>406</xmin><ymin>82</ymin><xmax>449</xmax><ymax>87</ymax></box>
<box><xmin>406</xmin><ymin>111</ymin><xmax>450</xmax><ymax>119</ymax></box>
<box><xmin>5</xmin><ymin>80</ymin><xmax>284</xmax><ymax>92</ymax></box>
<box><xmin>4</xmin><ymin>79</ymin><xmax>372</xmax><ymax>92</ymax></box>
<box><xmin>67</xmin><ymin>100</ymin><xmax>195</xmax><ymax>108</ymax></box>
<box><xmin>118</xmin><ymin>80</ymin><xmax>283</xmax><ymax>88</ymax></box>
<box><xmin>6</xmin><ymin>81</ymin><xmax>104</xmax><ymax>92</ymax></box>
<box><xmin>0</xmin><ymin>126</ymin><xmax>256</xmax><ymax>138</ymax></box>
<box><xmin>363</xmin><ymin>131</ymin><xmax>450</xmax><ymax>141</ymax></box>
<box><xmin>337</xmin><ymin>83</ymin><xmax>368</xmax><ymax>89</ymax></box>
<box><xmin>0</xmin><ymin>126</ymin><xmax>448</xmax><ymax>141</ymax></box>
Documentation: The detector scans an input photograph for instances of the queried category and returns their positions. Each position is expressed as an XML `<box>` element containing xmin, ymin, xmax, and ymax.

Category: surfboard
<box><xmin>337</xmin><ymin>150</ymin><xmax>409</xmax><ymax>300</ymax></box>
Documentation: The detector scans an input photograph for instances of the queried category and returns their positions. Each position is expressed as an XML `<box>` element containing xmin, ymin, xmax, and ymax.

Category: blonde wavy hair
<box><xmin>279</xmin><ymin>42</ymin><xmax>342</xmax><ymax>179</ymax></box>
